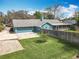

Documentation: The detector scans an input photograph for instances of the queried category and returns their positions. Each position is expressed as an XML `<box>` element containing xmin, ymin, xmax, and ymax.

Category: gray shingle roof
<box><xmin>63</xmin><ymin>20</ymin><xmax>77</xmax><ymax>25</ymax></box>
<box><xmin>12</xmin><ymin>19</ymin><xmax>69</xmax><ymax>27</ymax></box>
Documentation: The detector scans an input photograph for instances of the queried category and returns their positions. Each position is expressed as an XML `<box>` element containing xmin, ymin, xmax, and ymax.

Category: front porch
<box><xmin>53</xmin><ymin>25</ymin><xmax>70</xmax><ymax>31</ymax></box>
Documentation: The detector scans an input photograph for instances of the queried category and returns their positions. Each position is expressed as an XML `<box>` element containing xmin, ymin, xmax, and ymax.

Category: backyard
<box><xmin>65</xmin><ymin>30</ymin><xmax>79</xmax><ymax>33</ymax></box>
<box><xmin>0</xmin><ymin>34</ymin><xmax>79</xmax><ymax>59</ymax></box>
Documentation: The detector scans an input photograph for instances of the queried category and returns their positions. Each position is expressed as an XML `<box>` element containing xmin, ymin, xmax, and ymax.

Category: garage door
<box><xmin>14</xmin><ymin>27</ymin><xmax>33</xmax><ymax>33</ymax></box>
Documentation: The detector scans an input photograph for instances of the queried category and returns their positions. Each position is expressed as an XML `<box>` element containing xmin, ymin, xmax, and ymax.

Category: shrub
<box><xmin>70</xmin><ymin>25</ymin><xmax>76</xmax><ymax>30</ymax></box>
<box><xmin>0</xmin><ymin>23</ymin><xmax>4</xmax><ymax>32</ymax></box>
<box><xmin>35</xmin><ymin>38</ymin><xmax>47</xmax><ymax>43</ymax></box>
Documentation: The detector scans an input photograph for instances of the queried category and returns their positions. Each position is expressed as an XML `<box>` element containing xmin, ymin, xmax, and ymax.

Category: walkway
<box><xmin>0</xmin><ymin>40</ymin><xmax>23</xmax><ymax>55</ymax></box>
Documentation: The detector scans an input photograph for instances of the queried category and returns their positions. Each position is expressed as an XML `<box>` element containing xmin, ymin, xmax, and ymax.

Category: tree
<box><xmin>6</xmin><ymin>10</ymin><xmax>29</xmax><ymax>19</ymax></box>
<box><xmin>47</xmin><ymin>14</ymin><xmax>54</xmax><ymax>19</ymax></box>
<box><xmin>34</xmin><ymin>11</ymin><xmax>42</xmax><ymax>19</ymax></box>
<box><xmin>4</xmin><ymin>10</ymin><xmax>37</xmax><ymax>26</ymax></box>
<box><xmin>45</xmin><ymin>7</ymin><xmax>54</xmax><ymax>19</ymax></box>
<box><xmin>74</xmin><ymin>11</ymin><xmax>79</xmax><ymax>26</ymax></box>
<box><xmin>0</xmin><ymin>12</ymin><xmax>4</xmax><ymax>31</ymax></box>
<box><xmin>46</xmin><ymin>4</ymin><xmax>61</xmax><ymax>19</ymax></box>
<box><xmin>0</xmin><ymin>12</ymin><xmax>4</xmax><ymax>22</ymax></box>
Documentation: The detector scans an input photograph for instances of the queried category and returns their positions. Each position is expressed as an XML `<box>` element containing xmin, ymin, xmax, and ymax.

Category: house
<box><xmin>12</xmin><ymin>19</ymin><xmax>71</xmax><ymax>33</ymax></box>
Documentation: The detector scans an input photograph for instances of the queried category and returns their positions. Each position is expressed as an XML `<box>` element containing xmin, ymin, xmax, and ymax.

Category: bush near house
<box><xmin>34</xmin><ymin>34</ymin><xmax>47</xmax><ymax>43</ymax></box>
<box><xmin>70</xmin><ymin>25</ymin><xmax>76</xmax><ymax>30</ymax></box>
<box><xmin>0</xmin><ymin>23</ymin><xmax>4</xmax><ymax>32</ymax></box>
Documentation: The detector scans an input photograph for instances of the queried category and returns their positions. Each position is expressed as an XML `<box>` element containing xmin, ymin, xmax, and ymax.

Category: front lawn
<box><xmin>0</xmin><ymin>34</ymin><xmax>79</xmax><ymax>59</ymax></box>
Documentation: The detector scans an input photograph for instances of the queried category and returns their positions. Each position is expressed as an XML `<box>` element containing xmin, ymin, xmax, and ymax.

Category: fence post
<box><xmin>70</xmin><ymin>32</ymin><xmax>72</xmax><ymax>43</ymax></box>
<box><xmin>67</xmin><ymin>32</ymin><xmax>68</xmax><ymax>41</ymax></box>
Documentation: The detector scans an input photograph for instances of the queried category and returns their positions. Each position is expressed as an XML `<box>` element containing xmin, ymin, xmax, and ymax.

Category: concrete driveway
<box><xmin>0</xmin><ymin>28</ymin><xmax>39</xmax><ymax>55</ymax></box>
<box><xmin>0</xmin><ymin>29</ymin><xmax>23</xmax><ymax>55</ymax></box>
<box><xmin>0</xmin><ymin>40</ymin><xmax>23</xmax><ymax>55</ymax></box>
<box><xmin>16</xmin><ymin>32</ymin><xmax>39</xmax><ymax>40</ymax></box>
<box><xmin>0</xmin><ymin>30</ymin><xmax>18</xmax><ymax>41</ymax></box>
<box><xmin>0</xmin><ymin>29</ymin><xmax>39</xmax><ymax>41</ymax></box>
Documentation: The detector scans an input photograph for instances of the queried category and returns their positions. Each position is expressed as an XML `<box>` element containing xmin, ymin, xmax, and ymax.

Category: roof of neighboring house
<box><xmin>12</xmin><ymin>19</ymin><xmax>70</xmax><ymax>27</ymax></box>
<box><xmin>63</xmin><ymin>20</ymin><xmax>77</xmax><ymax>25</ymax></box>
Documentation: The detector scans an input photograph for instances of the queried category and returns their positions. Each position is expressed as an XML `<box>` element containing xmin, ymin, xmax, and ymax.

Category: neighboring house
<box><xmin>12</xmin><ymin>19</ymin><xmax>72</xmax><ymax>33</ymax></box>
<box><xmin>63</xmin><ymin>20</ymin><xmax>77</xmax><ymax>30</ymax></box>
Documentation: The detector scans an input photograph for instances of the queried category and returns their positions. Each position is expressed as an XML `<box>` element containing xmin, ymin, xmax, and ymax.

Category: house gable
<box><xmin>41</xmin><ymin>23</ymin><xmax>53</xmax><ymax>30</ymax></box>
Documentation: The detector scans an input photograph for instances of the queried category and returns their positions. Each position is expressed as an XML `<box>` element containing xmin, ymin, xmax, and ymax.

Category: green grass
<box><xmin>65</xmin><ymin>30</ymin><xmax>79</xmax><ymax>33</ymax></box>
<box><xmin>0</xmin><ymin>34</ymin><xmax>79</xmax><ymax>59</ymax></box>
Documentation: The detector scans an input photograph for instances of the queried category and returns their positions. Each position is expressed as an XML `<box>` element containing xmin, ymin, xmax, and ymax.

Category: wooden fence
<box><xmin>42</xmin><ymin>30</ymin><xmax>79</xmax><ymax>44</ymax></box>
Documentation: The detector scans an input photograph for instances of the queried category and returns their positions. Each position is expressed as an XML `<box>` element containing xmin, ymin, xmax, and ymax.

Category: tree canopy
<box><xmin>34</xmin><ymin>11</ymin><xmax>42</xmax><ymax>19</ymax></box>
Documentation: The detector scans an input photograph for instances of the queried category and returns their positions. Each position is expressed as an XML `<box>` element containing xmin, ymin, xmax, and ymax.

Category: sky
<box><xmin>0</xmin><ymin>0</ymin><xmax>79</xmax><ymax>18</ymax></box>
